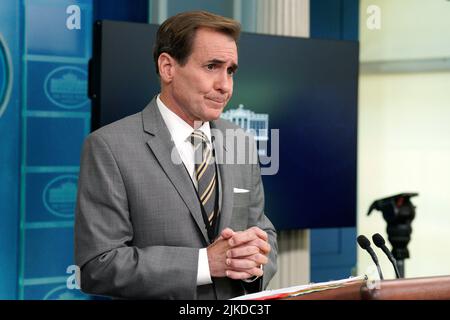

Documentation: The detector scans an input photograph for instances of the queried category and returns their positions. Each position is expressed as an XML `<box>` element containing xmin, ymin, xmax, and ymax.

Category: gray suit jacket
<box><xmin>74</xmin><ymin>97</ymin><xmax>277</xmax><ymax>299</ymax></box>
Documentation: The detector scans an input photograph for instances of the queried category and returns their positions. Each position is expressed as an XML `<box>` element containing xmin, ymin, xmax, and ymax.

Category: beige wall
<box><xmin>358</xmin><ymin>72</ymin><xmax>450</xmax><ymax>278</ymax></box>
<box><xmin>358</xmin><ymin>0</ymin><xmax>450</xmax><ymax>278</ymax></box>
<box><xmin>360</xmin><ymin>0</ymin><xmax>450</xmax><ymax>61</ymax></box>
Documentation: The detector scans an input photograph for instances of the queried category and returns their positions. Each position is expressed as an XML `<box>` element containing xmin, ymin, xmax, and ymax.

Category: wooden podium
<box><xmin>285</xmin><ymin>275</ymin><xmax>450</xmax><ymax>300</ymax></box>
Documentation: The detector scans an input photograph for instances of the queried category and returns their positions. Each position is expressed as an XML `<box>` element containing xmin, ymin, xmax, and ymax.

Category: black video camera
<box><xmin>368</xmin><ymin>193</ymin><xmax>418</xmax><ymax>261</ymax></box>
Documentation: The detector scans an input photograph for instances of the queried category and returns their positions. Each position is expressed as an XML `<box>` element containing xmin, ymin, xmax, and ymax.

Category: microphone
<box><xmin>357</xmin><ymin>235</ymin><xmax>384</xmax><ymax>280</ymax></box>
<box><xmin>372</xmin><ymin>233</ymin><xmax>401</xmax><ymax>279</ymax></box>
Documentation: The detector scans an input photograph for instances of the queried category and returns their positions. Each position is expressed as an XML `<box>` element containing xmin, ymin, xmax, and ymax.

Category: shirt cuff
<box><xmin>197</xmin><ymin>248</ymin><xmax>213</xmax><ymax>286</ymax></box>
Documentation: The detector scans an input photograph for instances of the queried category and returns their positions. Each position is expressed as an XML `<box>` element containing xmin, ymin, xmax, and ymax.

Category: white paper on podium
<box><xmin>230</xmin><ymin>275</ymin><xmax>367</xmax><ymax>300</ymax></box>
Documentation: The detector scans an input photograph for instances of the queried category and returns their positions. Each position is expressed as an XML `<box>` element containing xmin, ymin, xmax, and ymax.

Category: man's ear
<box><xmin>158</xmin><ymin>53</ymin><xmax>176</xmax><ymax>84</ymax></box>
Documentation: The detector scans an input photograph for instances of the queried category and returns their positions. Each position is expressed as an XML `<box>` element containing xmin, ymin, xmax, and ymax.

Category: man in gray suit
<box><xmin>75</xmin><ymin>11</ymin><xmax>277</xmax><ymax>299</ymax></box>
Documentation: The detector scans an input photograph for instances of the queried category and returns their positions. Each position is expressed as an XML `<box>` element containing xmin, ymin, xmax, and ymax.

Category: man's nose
<box><xmin>214</xmin><ymin>71</ymin><xmax>232</xmax><ymax>94</ymax></box>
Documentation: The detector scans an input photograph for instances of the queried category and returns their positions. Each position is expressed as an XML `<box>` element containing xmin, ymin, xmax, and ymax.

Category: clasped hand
<box><xmin>207</xmin><ymin>227</ymin><xmax>271</xmax><ymax>280</ymax></box>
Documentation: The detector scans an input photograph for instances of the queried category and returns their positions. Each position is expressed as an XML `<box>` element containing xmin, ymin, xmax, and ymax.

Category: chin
<box><xmin>205</xmin><ymin>109</ymin><xmax>224</xmax><ymax>121</ymax></box>
<box><xmin>199</xmin><ymin>105</ymin><xmax>222</xmax><ymax>121</ymax></box>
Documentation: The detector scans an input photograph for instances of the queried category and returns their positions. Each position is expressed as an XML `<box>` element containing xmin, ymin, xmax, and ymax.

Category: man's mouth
<box><xmin>206</xmin><ymin>97</ymin><xmax>227</xmax><ymax>106</ymax></box>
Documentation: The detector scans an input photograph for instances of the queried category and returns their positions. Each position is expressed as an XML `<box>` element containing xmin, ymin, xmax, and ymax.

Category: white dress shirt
<box><xmin>156</xmin><ymin>95</ymin><xmax>213</xmax><ymax>286</ymax></box>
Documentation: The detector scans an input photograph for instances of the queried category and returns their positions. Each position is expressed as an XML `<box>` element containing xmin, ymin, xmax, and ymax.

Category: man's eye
<box><xmin>227</xmin><ymin>68</ymin><xmax>236</xmax><ymax>75</ymax></box>
<box><xmin>206</xmin><ymin>64</ymin><xmax>216</xmax><ymax>70</ymax></box>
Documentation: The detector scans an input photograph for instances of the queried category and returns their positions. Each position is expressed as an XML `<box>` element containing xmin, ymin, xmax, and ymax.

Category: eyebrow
<box><xmin>207</xmin><ymin>59</ymin><xmax>238</xmax><ymax>72</ymax></box>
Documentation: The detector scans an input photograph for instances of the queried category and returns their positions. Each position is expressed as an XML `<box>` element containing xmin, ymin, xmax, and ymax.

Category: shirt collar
<box><xmin>156</xmin><ymin>94</ymin><xmax>212</xmax><ymax>145</ymax></box>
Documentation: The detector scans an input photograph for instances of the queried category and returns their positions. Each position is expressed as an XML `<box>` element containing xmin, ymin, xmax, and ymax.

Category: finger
<box><xmin>233</xmin><ymin>253</ymin><xmax>268</xmax><ymax>266</ymax></box>
<box><xmin>226</xmin><ymin>257</ymin><xmax>258</xmax><ymax>269</ymax></box>
<box><xmin>249</xmin><ymin>226</ymin><xmax>268</xmax><ymax>241</ymax></box>
<box><xmin>251</xmin><ymin>253</ymin><xmax>269</xmax><ymax>266</ymax></box>
<box><xmin>226</xmin><ymin>245</ymin><xmax>260</xmax><ymax>258</ymax></box>
<box><xmin>239</xmin><ymin>238</ymin><xmax>271</xmax><ymax>255</ymax></box>
<box><xmin>220</xmin><ymin>228</ymin><xmax>235</xmax><ymax>240</ymax></box>
<box><xmin>228</xmin><ymin>227</ymin><xmax>269</xmax><ymax>247</ymax></box>
<box><xmin>225</xmin><ymin>270</ymin><xmax>252</xmax><ymax>280</ymax></box>
<box><xmin>228</xmin><ymin>230</ymin><xmax>259</xmax><ymax>247</ymax></box>
<box><xmin>244</xmin><ymin>266</ymin><xmax>264</xmax><ymax>278</ymax></box>
<box><xmin>227</xmin><ymin>253</ymin><xmax>269</xmax><ymax>269</ymax></box>
<box><xmin>254</xmin><ymin>266</ymin><xmax>264</xmax><ymax>277</ymax></box>
<box><xmin>226</xmin><ymin>265</ymin><xmax>264</xmax><ymax>279</ymax></box>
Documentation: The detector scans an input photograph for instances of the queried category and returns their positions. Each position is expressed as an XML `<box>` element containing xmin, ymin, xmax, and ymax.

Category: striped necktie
<box><xmin>190</xmin><ymin>129</ymin><xmax>218</xmax><ymax>227</ymax></box>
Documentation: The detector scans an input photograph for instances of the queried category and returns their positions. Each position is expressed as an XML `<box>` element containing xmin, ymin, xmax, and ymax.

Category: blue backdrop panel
<box><xmin>27</xmin><ymin>61</ymin><xmax>90</xmax><ymax>112</ymax></box>
<box><xmin>26</xmin><ymin>116</ymin><xmax>86</xmax><ymax>166</ymax></box>
<box><xmin>23</xmin><ymin>228</ymin><xmax>75</xmax><ymax>280</ymax></box>
<box><xmin>26</xmin><ymin>0</ymin><xmax>92</xmax><ymax>58</ymax></box>
<box><xmin>309</xmin><ymin>0</ymin><xmax>359</xmax><ymax>283</ymax></box>
<box><xmin>310</xmin><ymin>0</ymin><xmax>359</xmax><ymax>41</ymax></box>
<box><xmin>94</xmin><ymin>0</ymin><xmax>149</xmax><ymax>23</ymax></box>
<box><xmin>166</xmin><ymin>0</ymin><xmax>233</xmax><ymax>18</ymax></box>
<box><xmin>19</xmin><ymin>0</ymin><xmax>93</xmax><ymax>299</ymax></box>
<box><xmin>310</xmin><ymin>227</ymin><xmax>357</xmax><ymax>281</ymax></box>
<box><xmin>0</xmin><ymin>0</ymin><xmax>21</xmax><ymax>299</ymax></box>
<box><xmin>24</xmin><ymin>283</ymin><xmax>88</xmax><ymax>300</ymax></box>
<box><xmin>26</xmin><ymin>172</ymin><xmax>78</xmax><ymax>222</ymax></box>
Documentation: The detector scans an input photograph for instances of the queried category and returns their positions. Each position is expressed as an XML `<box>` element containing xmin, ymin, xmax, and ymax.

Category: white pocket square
<box><xmin>233</xmin><ymin>188</ymin><xmax>250</xmax><ymax>193</ymax></box>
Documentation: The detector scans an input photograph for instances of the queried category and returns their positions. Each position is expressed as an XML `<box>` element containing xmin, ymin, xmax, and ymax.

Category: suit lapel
<box><xmin>142</xmin><ymin>98</ymin><xmax>209</xmax><ymax>244</ymax></box>
<box><xmin>211</xmin><ymin>121</ymin><xmax>234</xmax><ymax>233</ymax></box>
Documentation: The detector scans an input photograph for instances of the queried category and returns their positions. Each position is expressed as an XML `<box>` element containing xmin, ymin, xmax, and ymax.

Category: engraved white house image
<box><xmin>44</xmin><ymin>66</ymin><xmax>88</xmax><ymax>109</ymax></box>
<box><xmin>43</xmin><ymin>175</ymin><xmax>78</xmax><ymax>218</ymax></box>
<box><xmin>221</xmin><ymin>104</ymin><xmax>269</xmax><ymax>156</ymax></box>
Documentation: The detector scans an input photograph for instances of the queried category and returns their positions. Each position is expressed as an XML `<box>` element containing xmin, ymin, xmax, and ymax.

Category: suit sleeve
<box><xmin>74</xmin><ymin>133</ymin><xmax>199</xmax><ymax>299</ymax></box>
<box><xmin>246</xmin><ymin>139</ymin><xmax>278</xmax><ymax>290</ymax></box>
